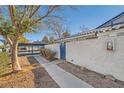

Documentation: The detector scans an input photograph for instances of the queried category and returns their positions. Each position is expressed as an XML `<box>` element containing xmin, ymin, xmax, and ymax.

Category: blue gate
<box><xmin>60</xmin><ymin>42</ymin><xmax>66</xmax><ymax>60</ymax></box>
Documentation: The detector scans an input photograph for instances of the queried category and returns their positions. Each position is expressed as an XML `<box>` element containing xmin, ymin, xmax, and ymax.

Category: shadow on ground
<box><xmin>27</xmin><ymin>56</ymin><xmax>59</xmax><ymax>88</ymax></box>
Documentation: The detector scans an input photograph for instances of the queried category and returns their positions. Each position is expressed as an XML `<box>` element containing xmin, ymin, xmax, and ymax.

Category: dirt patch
<box><xmin>27</xmin><ymin>57</ymin><xmax>59</xmax><ymax>88</ymax></box>
<box><xmin>57</xmin><ymin>62</ymin><xmax>124</xmax><ymax>88</ymax></box>
<box><xmin>0</xmin><ymin>56</ymin><xmax>59</xmax><ymax>88</ymax></box>
<box><xmin>0</xmin><ymin>56</ymin><xmax>35</xmax><ymax>88</ymax></box>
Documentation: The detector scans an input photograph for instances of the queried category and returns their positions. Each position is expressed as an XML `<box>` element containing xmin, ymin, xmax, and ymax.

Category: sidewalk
<box><xmin>34</xmin><ymin>55</ymin><xmax>93</xmax><ymax>88</ymax></box>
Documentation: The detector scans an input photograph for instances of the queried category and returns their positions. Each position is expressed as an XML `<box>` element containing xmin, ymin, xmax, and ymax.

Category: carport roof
<box><xmin>18</xmin><ymin>42</ymin><xmax>47</xmax><ymax>46</ymax></box>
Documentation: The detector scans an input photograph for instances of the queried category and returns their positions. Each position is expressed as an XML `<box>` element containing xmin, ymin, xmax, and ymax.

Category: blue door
<box><xmin>60</xmin><ymin>42</ymin><xmax>66</xmax><ymax>60</ymax></box>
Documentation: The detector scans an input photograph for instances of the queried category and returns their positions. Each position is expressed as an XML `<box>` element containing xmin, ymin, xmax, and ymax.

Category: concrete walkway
<box><xmin>34</xmin><ymin>55</ymin><xmax>93</xmax><ymax>88</ymax></box>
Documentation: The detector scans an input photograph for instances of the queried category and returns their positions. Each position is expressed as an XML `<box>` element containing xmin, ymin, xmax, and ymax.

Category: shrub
<box><xmin>0</xmin><ymin>52</ymin><xmax>11</xmax><ymax>76</ymax></box>
<box><xmin>0</xmin><ymin>52</ymin><xmax>9</xmax><ymax>63</ymax></box>
<box><xmin>40</xmin><ymin>48</ymin><xmax>56</xmax><ymax>61</ymax></box>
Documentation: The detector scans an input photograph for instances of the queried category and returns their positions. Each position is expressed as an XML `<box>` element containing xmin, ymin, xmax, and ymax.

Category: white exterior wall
<box><xmin>66</xmin><ymin>30</ymin><xmax>124</xmax><ymax>81</ymax></box>
<box><xmin>45</xmin><ymin>29</ymin><xmax>124</xmax><ymax>81</ymax></box>
<box><xmin>45</xmin><ymin>43</ymin><xmax>60</xmax><ymax>58</ymax></box>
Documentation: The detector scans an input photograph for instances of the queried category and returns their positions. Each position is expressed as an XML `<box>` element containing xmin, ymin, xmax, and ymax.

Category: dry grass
<box><xmin>0</xmin><ymin>57</ymin><xmax>35</xmax><ymax>88</ymax></box>
<box><xmin>0</xmin><ymin>56</ymin><xmax>59</xmax><ymax>88</ymax></box>
<box><xmin>57</xmin><ymin>62</ymin><xmax>124</xmax><ymax>88</ymax></box>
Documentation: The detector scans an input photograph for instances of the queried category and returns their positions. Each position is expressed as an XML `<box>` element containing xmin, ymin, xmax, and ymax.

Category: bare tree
<box><xmin>46</xmin><ymin>20</ymin><xmax>71</xmax><ymax>39</ymax></box>
<box><xmin>62</xmin><ymin>31</ymin><xmax>71</xmax><ymax>38</ymax></box>
<box><xmin>49</xmin><ymin>36</ymin><xmax>55</xmax><ymax>43</ymax></box>
<box><xmin>80</xmin><ymin>25</ymin><xmax>90</xmax><ymax>32</ymax></box>
<box><xmin>42</xmin><ymin>36</ymin><xmax>49</xmax><ymax>43</ymax></box>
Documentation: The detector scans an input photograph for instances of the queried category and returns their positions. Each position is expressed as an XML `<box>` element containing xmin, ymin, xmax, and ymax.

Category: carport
<box><xmin>18</xmin><ymin>43</ymin><xmax>46</xmax><ymax>55</ymax></box>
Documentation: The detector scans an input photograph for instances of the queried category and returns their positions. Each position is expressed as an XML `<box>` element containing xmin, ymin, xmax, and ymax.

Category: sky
<box><xmin>1</xmin><ymin>5</ymin><xmax>124</xmax><ymax>42</ymax></box>
<box><xmin>25</xmin><ymin>5</ymin><xmax>124</xmax><ymax>42</ymax></box>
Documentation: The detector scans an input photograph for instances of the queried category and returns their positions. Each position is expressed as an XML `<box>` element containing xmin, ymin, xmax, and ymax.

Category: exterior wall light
<box><xmin>107</xmin><ymin>40</ymin><xmax>113</xmax><ymax>51</ymax></box>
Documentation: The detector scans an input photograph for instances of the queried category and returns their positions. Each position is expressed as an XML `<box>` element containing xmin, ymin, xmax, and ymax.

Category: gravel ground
<box><xmin>0</xmin><ymin>56</ymin><xmax>59</xmax><ymax>88</ymax></box>
<box><xmin>57</xmin><ymin>62</ymin><xmax>124</xmax><ymax>88</ymax></box>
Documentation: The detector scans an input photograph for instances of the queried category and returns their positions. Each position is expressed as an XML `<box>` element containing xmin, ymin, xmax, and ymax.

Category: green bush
<box><xmin>0</xmin><ymin>52</ymin><xmax>11</xmax><ymax>76</ymax></box>
<box><xmin>40</xmin><ymin>48</ymin><xmax>56</xmax><ymax>61</ymax></box>
<box><xmin>0</xmin><ymin>52</ymin><xmax>9</xmax><ymax>64</ymax></box>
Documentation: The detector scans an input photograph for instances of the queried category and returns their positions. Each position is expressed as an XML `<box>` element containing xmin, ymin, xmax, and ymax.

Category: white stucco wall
<box><xmin>45</xmin><ymin>43</ymin><xmax>60</xmax><ymax>58</ymax></box>
<box><xmin>45</xmin><ymin>29</ymin><xmax>124</xmax><ymax>81</ymax></box>
<box><xmin>66</xmin><ymin>31</ymin><xmax>124</xmax><ymax>81</ymax></box>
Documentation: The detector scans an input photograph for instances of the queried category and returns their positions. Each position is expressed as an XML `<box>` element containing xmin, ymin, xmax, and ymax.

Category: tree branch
<box><xmin>19</xmin><ymin>5</ymin><xmax>28</xmax><ymax>24</ymax></box>
<box><xmin>29</xmin><ymin>5</ymin><xmax>40</xmax><ymax>18</ymax></box>
<box><xmin>34</xmin><ymin>6</ymin><xmax>60</xmax><ymax>23</ymax></box>
<box><xmin>4</xmin><ymin>36</ymin><xmax>13</xmax><ymax>46</ymax></box>
<box><xmin>8</xmin><ymin>5</ymin><xmax>16</xmax><ymax>26</ymax></box>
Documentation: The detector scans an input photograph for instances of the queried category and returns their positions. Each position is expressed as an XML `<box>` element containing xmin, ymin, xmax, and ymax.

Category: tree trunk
<box><xmin>11</xmin><ymin>40</ymin><xmax>21</xmax><ymax>71</ymax></box>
